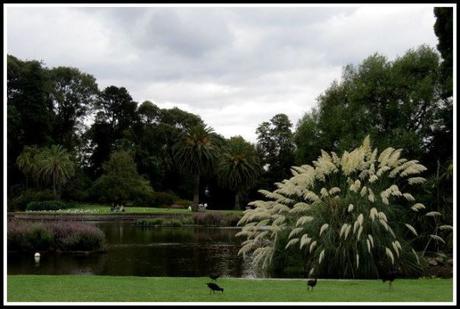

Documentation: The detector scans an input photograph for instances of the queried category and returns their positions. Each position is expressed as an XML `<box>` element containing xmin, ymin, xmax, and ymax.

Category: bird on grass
<box><xmin>206</xmin><ymin>282</ymin><xmax>224</xmax><ymax>294</ymax></box>
<box><xmin>209</xmin><ymin>273</ymin><xmax>220</xmax><ymax>281</ymax></box>
<box><xmin>381</xmin><ymin>269</ymin><xmax>398</xmax><ymax>289</ymax></box>
<box><xmin>307</xmin><ymin>278</ymin><xmax>318</xmax><ymax>291</ymax></box>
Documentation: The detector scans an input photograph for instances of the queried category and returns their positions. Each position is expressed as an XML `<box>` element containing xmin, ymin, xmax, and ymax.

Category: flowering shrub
<box><xmin>237</xmin><ymin>136</ymin><xmax>444</xmax><ymax>278</ymax></box>
<box><xmin>7</xmin><ymin>221</ymin><xmax>105</xmax><ymax>252</ymax></box>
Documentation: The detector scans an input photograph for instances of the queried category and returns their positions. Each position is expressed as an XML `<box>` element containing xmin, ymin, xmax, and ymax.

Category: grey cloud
<box><xmin>7</xmin><ymin>6</ymin><xmax>438</xmax><ymax>142</ymax></box>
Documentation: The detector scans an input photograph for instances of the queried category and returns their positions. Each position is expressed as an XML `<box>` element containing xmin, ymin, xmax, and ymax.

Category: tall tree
<box><xmin>434</xmin><ymin>7</ymin><xmax>453</xmax><ymax>99</ymax></box>
<box><xmin>7</xmin><ymin>55</ymin><xmax>54</xmax><ymax>193</ymax></box>
<box><xmin>138</xmin><ymin>100</ymin><xmax>161</xmax><ymax>125</ymax></box>
<box><xmin>256</xmin><ymin>114</ymin><xmax>295</xmax><ymax>189</ymax></box>
<box><xmin>88</xmin><ymin>86</ymin><xmax>139</xmax><ymax>176</ymax></box>
<box><xmin>16</xmin><ymin>146</ymin><xmax>40</xmax><ymax>189</ymax></box>
<box><xmin>91</xmin><ymin>150</ymin><xmax>153</xmax><ymax>206</ymax></box>
<box><xmin>173</xmin><ymin>124</ymin><xmax>219</xmax><ymax>210</ymax></box>
<box><xmin>7</xmin><ymin>55</ymin><xmax>54</xmax><ymax>147</ymax></box>
<box><xmin>295</xmin><ymin>46</ymin><xmax>443</xmax><ymax>165</ymax></box>
<box><xmin>49</xmin><ymin>67</ymin><xmax>99</xmax><ymax>151</ymax></box>
<box><xmin>36</xmin><ymin>145</ymin><xmax>75</xmax><ymax>199</ymax></box>
<box><xmin>294</xmin><ymin>45</ymin><xmax>453</xmax><ymax>225</ymax></box>
<box><xmin>294</xmin><ymin>109</ymin><xmax>322</xmax><ymax>165</ymax></box>
<box><xmin>217</xmin><ymin>136</ymin><xmax>262</xmax><ymax>210</ymax></box>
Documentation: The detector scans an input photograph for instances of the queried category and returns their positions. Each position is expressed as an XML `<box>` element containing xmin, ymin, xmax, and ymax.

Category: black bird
<box><xmin>381</xmin><ymin>269</ymin><xmax>398</xmax><ymax>289</ymax></box>
<box><xmin>206</xmin><ymin>282</ymin><xmax>224</xmax><ymax>294</ymax></box>
<box><xmin>209</xmin><ymin>273</ymin><xmax>220</xmax><ymax>281</ymax></box>
<box><xmin>307</xmin><ymin>278</ymin><xmax>318</xmax><ymax>291</ymax></box>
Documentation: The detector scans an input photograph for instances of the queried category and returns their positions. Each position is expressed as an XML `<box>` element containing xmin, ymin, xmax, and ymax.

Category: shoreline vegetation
<box><xmin>7</xmin><ymin>275</ymin><xmax>453</xmax><ymax>302</ymax></box>
<box><xmin>7</xmin><ymin>221</ymin><xmax>106</xmax><ymax>252</ymax></box>
<box><xmin>8</xmin><ymin>204</ymin><xmax>244</xmax><ymax>223</ymax></box>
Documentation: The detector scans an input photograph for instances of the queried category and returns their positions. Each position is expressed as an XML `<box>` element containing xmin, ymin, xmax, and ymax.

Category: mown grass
<box><xmin>19</xmin><ymin>203</ymin><xmax>244</xmax><ymax>216</ymax></box>
<box><xmin>7</xmin><ymin>275</ymin><xmax>453</xmax><ymax>302</ymax></box>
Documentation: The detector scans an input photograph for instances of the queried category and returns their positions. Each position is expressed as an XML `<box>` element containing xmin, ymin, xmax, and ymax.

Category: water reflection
<box><xmin>8</xmin><ymin>222</ymin><xmax>254</xmax><ymax>278</ymax></box>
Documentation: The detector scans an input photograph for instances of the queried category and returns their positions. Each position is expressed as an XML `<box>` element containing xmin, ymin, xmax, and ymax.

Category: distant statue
<box><xmin>34</xmin><ymin>252</ymin><xmax>40</xmax><ymax>265</ymax></box>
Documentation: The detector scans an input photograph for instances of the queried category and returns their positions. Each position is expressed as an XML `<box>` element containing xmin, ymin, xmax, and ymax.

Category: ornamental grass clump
<box><xmin>236</xmin><ymin>136</ymin><xmax>440</xmax><ymax>278</ymax></box>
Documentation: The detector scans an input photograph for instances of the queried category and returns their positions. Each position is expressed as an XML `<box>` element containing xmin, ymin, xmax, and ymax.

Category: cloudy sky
<box><xmin>6</xmin><ymin>5</ymin><xmax>439</xmax><ymax>142</ymax></box>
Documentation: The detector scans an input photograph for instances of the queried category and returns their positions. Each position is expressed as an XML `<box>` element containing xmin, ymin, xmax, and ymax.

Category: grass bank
<box><xmin>7</xmin><ymin>275</ymin><xmax>453</xmax><ymax>302</ymax></box>
<box><xmin>14</xmin><ymin>203</ymin><xmax>243</xmax><ymax>216</ymax></box>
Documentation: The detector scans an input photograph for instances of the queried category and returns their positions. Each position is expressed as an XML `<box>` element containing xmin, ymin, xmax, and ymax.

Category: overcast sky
<box><xmin>6</xmin><ymin>5</ymin><xmax>439</xmax><ymax>143</ymax></box>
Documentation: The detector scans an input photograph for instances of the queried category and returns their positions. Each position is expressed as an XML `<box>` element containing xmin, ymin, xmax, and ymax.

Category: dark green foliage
<box><xmin>49</xmin><ymin>67</ymin><xmax>98</xmax><ymax>150</ymax></box>
<box><xmin>173</xmin><ymin>124</ymin><xmax>220</xmax><ymax>208</ymax></box>
<box><xmin>7</xmin><ymin>55</ymin><xmax>54</xmax><ymax>148</ymax></box>
<box><xmin>26</xmin><ymin>200</ymin><xmax>75</xmax><ymax>211</ymax></box>
<box><xmin>150</xmin><ymin>192</ymin><xmax>177</xmax><ymax>207</ymax></box>
<box><xmin>138</xmin><ymin>100</ymin><xmax>161</xmax><ymax>125</ymax></box>
<box><xmin>173</xmin><ymin>124</ymin><xmax>219</xmax><ymax>176</ymax></box>
<box><xmin>434</xmin><ymin>7</ymin><xmax>453</xmax><ymax>98</ymax></box>
<box><xmin>16</xmin><ymin>145</ymin><xmax>76</xmax><ymax>199</ymax></box>
<box><xmin>61</xmin><ymin>169</ymin><xmax>93</xmax><ymax>202</ymax></box>
<box><xmin>217</xmin><ymin>136</ymin><xmax>262</xmax><ymax>209</ymax></box>
<box><xmin>293</xmin><ymin>47</ymin><xmax>453</xmax><ymax>250</ymax></box>
<box><xmin>91</xmin><ymin>150</ymin><xmax>154</xmax><ymax>205</ymax></box>
<box><xmin>132</xmin><ymin>191</ymin><xmax>177</xmax><ymax>207</ymax></box>
<box><xmin>87</xmin><ymin>86</ymin><xmax>139</xmax><ymax>176</ymax></box>
<box><xmin>269</xmin><ymin>230</ymin><xmax>305</xmax><ymax>278</ymax></box>
<box><xmin>7</xmin><ymin>55</ymin><xmax>54</xmax><ymax>193</ymax></box>
<box><xmin>9</xmin><ymin>189</ymin><xmax>55</xmax><ymax>211</ymax></box>
<box><xmin>295</xmin><ymin>46</ymin><xmax>443</xmax><ymax>163</ymax></box>
<box><xmin>256</xmin><ymin>114</ymin><xmax>295</xmax><ymax>190</ymax></box>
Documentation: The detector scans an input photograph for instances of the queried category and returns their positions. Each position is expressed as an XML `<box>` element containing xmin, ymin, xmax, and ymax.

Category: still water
<box><xmin>8</xmin><ymin>222</ymin><xmax>256</xmax><ymax>278</ymax></box>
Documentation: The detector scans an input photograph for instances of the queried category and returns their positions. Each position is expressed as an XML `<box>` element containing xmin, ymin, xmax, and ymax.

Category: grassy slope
<box><xmin>7</xmin><ymin>275</ymin><xmax>453</xmax><ymax>302</ymax></box>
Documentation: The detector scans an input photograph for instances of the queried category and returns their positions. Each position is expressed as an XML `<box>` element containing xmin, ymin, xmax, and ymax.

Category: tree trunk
<box><xmin>234</xmin><ymin>191</ymin><xmax>241</xmax><ymax>210</ymax></box>
<box><xmin>192</xmin><ymin>174</ymin><xmax>200</xmax><ymax>211</ymax></box>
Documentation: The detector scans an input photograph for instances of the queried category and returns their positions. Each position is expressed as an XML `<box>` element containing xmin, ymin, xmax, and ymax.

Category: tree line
<box><xmin>7</xmin><ymin>8</ymin><xmax>452</xmax><ymax>221</ymax></box>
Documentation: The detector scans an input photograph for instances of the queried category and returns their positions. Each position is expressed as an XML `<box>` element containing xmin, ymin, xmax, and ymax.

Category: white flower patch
<box><xmin>319</xmin><ymin>223</ymin><xmax>329</xmax><ymax>236</ymax></box>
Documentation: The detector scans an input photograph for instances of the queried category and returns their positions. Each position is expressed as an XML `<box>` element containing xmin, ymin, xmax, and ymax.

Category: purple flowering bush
<box><xmin>7</xmin><ymin>220</ymin><xmax>105</xmax><ymax>252</ymax></box>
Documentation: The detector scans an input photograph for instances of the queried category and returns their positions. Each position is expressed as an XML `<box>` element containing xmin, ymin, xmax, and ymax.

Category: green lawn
<box><xmin>7</xmin><ymin>275</ymin><xmax>453</xmax><ymax>302</ymax></box>
<box><xmin>20</xmin><ymin>204</ymin><xmax>244</xmax><ymax>216</ymax></box>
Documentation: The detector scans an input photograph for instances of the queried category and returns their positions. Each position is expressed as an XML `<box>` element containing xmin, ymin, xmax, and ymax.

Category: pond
<box><xmin>7</xmin><ymin>221</ymin><xmax>258</xmax><ymax>278</ymax></box>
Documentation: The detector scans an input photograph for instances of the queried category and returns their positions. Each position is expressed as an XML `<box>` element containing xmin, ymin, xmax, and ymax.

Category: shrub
<box><xmin>237</xmin><ymin>136</ymin><xmax>436</xmax><ymax>278</ymax></box>
<box><xmin>151</xmin><ymin>192</ymin><xmax>177</xmax><ymax>207</ymax></box>
<box><xmin>132</xmin><ymin>191</ymin><xmax>178</xmax><ymax>208</ymax></box>
<box><xmin>90</xmin><ymin>150</ymin><xmax>154</xmax><ymax>206</ymax></box>
<box><xmin>7</xmin><ymin>221</ymin><xmax>105</xmax><ymax>252</ymax></box>
<box><xmin>52</xmin><ymin>222</ymin><xmax>105</xmax><ymax>251</ymax></box>
<box><xmin>26</xmin><ymin>200</ymin><xmax>74</xmax><ymax>211</ymax></box>
<box><xmin>7</xmin><ymin>222</ymin><xmax>53</xmax><ymax>251</ymax></box>
<box><xmin>9</xmin><ymin>190</ymin><xmax>55</xmax><ymax>211</ymax></box>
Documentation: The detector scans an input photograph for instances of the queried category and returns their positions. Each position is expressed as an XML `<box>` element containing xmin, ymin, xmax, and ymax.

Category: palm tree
<box><xmin>173</xmin><ymin>124</ymin><xmax>219</xmax><ymax>211</ymax></box>
<box><xmin>37</xmin><ymin>145</ymin><xmax>75</xmax><ymax>199</ymax></box>
<box><xmin>16</xmin><ymin>146</ymin><xmax>40</xmax><ymax>188</ymax></box>
<box><xmin>218</xmin><ymin>136</ymin><xmax>261</xmax><ymax>210</ymax></box>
